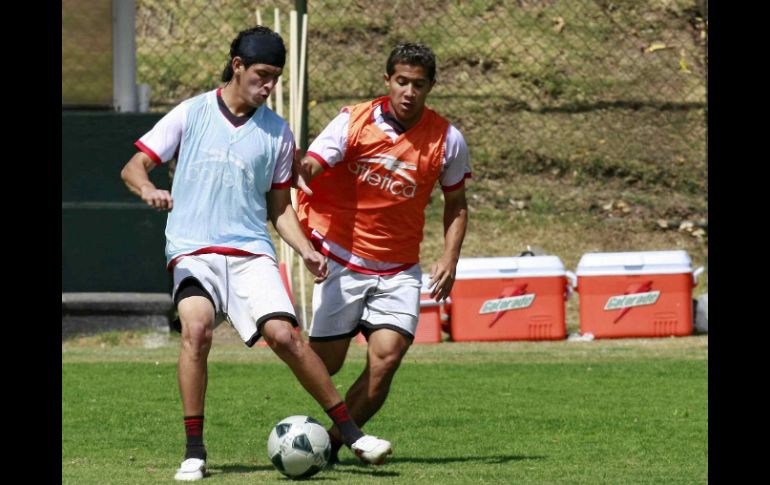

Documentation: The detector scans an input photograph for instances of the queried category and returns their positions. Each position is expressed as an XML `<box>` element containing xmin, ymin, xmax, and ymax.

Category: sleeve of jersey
<box><xmin>440</xmin><ymin>125</ymin><xmax>472</xmax><ymax>192</ymax></box>
<box><xmin>134</xmin><ymin>102</ymin><xmax>187</xmax><ymax>165</ymax></box>
<box><xmin>271</xmin><ymin>123</ymin><xmax>296</xmax><ymax>190</ymax></box>
<box><xmin>305</xmin><ymin>111</ymin><xmax>350</xmax><ymax>170</ymax></box>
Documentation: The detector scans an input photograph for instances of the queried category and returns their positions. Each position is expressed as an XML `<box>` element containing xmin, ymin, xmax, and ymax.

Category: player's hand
<box><xmin>140</xmin><ymin>185</ymin><xmax>173</xmax><ymax>211</ymax></box>
<box><xmin>429</xmin><ymin>258</ymin><xmax>457</xmax><ymax>301</ymax></box>
<box><xmin>302</xmin><ymin>250</ymin><xmax>329</xmax><ymax>283</ymax></box>
<box><xmin>292</xmin><ymin>149</ymin><xmax>314</xmax><ymax>197</ymax></box>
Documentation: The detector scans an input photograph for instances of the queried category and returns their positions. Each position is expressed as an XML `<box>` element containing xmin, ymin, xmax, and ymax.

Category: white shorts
<box><xmin>308</xmin><ymin>259</ymin><xmax>422</xmax><ymax>341</ymax></box>
<box><xmin>172</xmin><ymin>254</ymin><xmax>296</xmax><ymax>347</ymax></box>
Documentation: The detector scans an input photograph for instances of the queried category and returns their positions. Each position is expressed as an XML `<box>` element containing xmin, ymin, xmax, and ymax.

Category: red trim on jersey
<box><xmin>306</xmin><ymin>151</ymin><xmax>329</xmax><ymax>170</ymax></box>
<box><xmin>167</xmin><ymin>247</ymin><xmax>265</xmax><ymax>270</ymax></box>
<box><xmin>271</xmin><ymin>180</ymin><xmax>292</xmax><ymax>190</ymax></box>
<box><xmin>135</xmin><ymin>140</ymin><xmax>162</xmax><ymax>165</ymax></box>
<box><xmin>310</xmin><ymin>234</ymin><xmax>415</xmax><ymax>276</ymax></box>
<box><xmin>441</xmin><ymin>173</ymin><xmax>472</xmax><ymax>193</ymax></box>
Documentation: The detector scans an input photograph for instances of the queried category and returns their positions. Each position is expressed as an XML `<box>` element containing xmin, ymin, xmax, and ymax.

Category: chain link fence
<box><xmin>63</xmin><ymin>0</ymin><xmax>707</xmax><ymax>194</ymax></box>
<box><xmin>62</xmin><ymin>0</ymin><xmax>114</xmax><ymax>107</ymax></box>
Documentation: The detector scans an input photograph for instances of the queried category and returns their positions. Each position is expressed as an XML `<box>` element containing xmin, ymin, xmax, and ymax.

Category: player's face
<box><xmin>384</xmin><ymin>63</ymin><xmax>434</xmax><ymax>128</ymax></box>
<box><xmin>238</xmin><ymin>63</ymin><xmax>282</xmax><ymax>108</ymax></box>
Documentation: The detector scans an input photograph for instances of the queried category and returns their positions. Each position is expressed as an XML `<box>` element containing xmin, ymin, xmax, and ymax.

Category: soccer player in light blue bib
<box><xmin>120</xmin><ymin>26</ymin><xmax>392</xmax><ymax>481</ymax></box>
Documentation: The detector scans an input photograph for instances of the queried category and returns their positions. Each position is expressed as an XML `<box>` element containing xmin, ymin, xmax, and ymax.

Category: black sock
<box><xmin>328</xmin><ymin>433</ymin><xmax>344</xmax><ymax>463</ymax></box>
<box><xmin>184</xmin><ymin>415</ymin><xmax>207</xmax><ymax>460</ymax></box>
<box><xmin>325</xmin><ymin>402</ymin><xmax>364</xmax><ymax>447</ymax></box>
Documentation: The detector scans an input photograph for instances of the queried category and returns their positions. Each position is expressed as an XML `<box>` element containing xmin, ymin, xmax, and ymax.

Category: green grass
<box><xmin>62</xmin><ymin>332</ymin><xmax>707</xmax><ymax>484</ymax></box>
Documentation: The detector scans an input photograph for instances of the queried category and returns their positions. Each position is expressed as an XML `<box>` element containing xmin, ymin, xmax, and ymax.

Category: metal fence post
<box><xmin>295</xmin><ymin>0</ymin><xmax>308</xmax><ymax>151</ymax></box>
<box><xmin>113</xmin><ymin>0</ymin><xmax>137</xmax><ymax>112</ymax></box>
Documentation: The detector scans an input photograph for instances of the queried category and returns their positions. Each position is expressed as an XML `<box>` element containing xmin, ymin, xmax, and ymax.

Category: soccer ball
<box><xmin>267</xmin><ymin>415</ymin><xmax>331</xmax><ymax>478</ymax></box>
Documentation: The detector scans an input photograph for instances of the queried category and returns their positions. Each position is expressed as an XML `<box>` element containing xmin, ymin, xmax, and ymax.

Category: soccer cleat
<box><xmin>174</xmin><ymin>458</ymin><xmax>207</xmax><ymax>481</ymax></box>
<box><xmin>351</xmin><ymin>435</ymin><xmax>392</xmax><ymax>465</ymax></box>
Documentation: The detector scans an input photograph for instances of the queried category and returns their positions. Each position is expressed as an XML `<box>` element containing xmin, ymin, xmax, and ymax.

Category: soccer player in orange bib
<box><xmin>295</xmin><ymin>43</ymin><xmax>471</xmax><ymax>463</ymax></box>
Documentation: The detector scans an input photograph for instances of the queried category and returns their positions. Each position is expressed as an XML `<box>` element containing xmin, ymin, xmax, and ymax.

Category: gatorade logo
<box><xmin>348</xmin><ymin>154</ymin><xmax>418</xmax><ymax>198</ymax></box>
<box><xmin>604</xmin><ymin>281</ymin><xmax>659</xmax><ymax>324</ymax></box>
<box><xmin>479</xmin><ymin>284</ymin><xmax>534</xmax><ymax>328</ymax></box>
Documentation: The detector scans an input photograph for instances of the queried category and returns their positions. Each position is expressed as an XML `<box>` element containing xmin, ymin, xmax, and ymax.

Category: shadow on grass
<box><xmin>213</xmin><ymin>464</ymin><xmax>340</xmax><ymax>480</ymax></box>
<box><xmin>213</xmin><ymin>464</ymin><xmax>275</xmax><ymax>474</ymax></box>
<box><xmin>211</xmin><ymin>454</ymin><xmax>545</xmax><ymax>479</ymax></box>
<box><xmin>390</xmin><ymin>454</ymin><xmax>546</xmax><ymax>465</ymax></box>
<box><xmin>330</xmin><ymin>453</ymin><xmax>546</xmax><ymax>477</ymax></box>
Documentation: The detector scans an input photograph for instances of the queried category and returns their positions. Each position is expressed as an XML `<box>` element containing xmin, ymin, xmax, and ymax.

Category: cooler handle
<box><xmin>419</xmin><ymin>297</ymin><xmax>452</xmax><ymax>308</ymax></box>
<box><xmin>692</xmin><ymin>266</ymin><xmax>704</xmax><ymax>286</ymax></box>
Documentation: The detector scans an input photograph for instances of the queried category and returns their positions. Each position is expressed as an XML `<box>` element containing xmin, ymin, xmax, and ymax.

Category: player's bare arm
<box><xmin>429</xmin><ymin>186</ymin><xmax>468</xmax><ymax>301</ymax></box>
<box><xmin>293</xmin><ymin>154</ymin><xmax>324</xmax><ymax>196</ymax></box>
<box><xmin>267</xmin><ymin>188</ymin><xmax>329</xmax><ymax>282</ymax></box>
<box><xmin>120</xmin><ymin>152</ymin><xmax>174</xmax><ymax>211</ymax></box>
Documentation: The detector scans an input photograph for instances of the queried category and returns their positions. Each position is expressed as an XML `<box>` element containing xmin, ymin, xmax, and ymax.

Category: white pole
<box><xmin>286</xmin><ymin>10</ymin><xmax>298</xmax><ymax>311</ymax></box>
<box><xmin>113</xmin><ymin>0</ymin><xmax>137</xmax><ymax>112</ymax></box>
<box><xmin>289</xmin><ymin>11</ymin><xmax>297</xmax><ymax>137</ymax></box>
<box><xmin>274</xmin><ymin>8</ymin><xmax>288</xmax><ymax>267</ymax></box>
<box><xmin>256</xmin><ymin>9</ymin><xmax>273</xmax><ymax>110</ymax></box>
<box><xmin>274</xmin><ymin>8</ymin><xmax>284</xmax><ymax>119</ymax></box>
<box><xmin>296</xmin><ymin>13</ymin><xmax>308</xmax><ymax>128</ymax></box>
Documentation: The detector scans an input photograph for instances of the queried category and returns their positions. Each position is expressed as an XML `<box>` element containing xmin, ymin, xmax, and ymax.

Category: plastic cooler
<box><xmin>575</xmin><ymin>250</ymin><xmax>704</xmax><ymax>338</ymax></box>
<box><xmin>448</xmin><ymin>256</ymin><xmax>569</xmax><ymax>342</ymax></box>
<box><xmin>355</xmin><ymin>273</ymin><xmax>447</xmax><ymax>344</ymax></box>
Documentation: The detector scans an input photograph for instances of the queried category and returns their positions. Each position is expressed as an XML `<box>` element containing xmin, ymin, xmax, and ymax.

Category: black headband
<box><xmin>238</xmin><ymin>34</ymin><xmax>286</xmax><ymax>68</ymax></box>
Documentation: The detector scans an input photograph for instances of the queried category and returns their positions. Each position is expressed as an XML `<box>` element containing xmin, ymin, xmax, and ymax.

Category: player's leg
<box><xmin>261</xmin><ymin>317</ymin><xmax>342</xmax><ymax>409</ymax></box>
<box><xmin>326</xmin><ymin>266</ymin><xmax>419</xmax><ymax>454</ymax></box>
<box><xmin>230</xmin><ymin>256</ymin><xmax>392</xmax><ymax>465</ymax></box>
<box><xmin>344</xmin><ymin>328</ymin><xmax>411</xmax><ymax>428</ymax></box>
<box><xmin>320</xmin><ymin>329</ymin><xmax>409</xmax><ymax>466</ymax></box>
<box><xmin>346</xmin><ymin>266</ymin><xmax>419</xmax><ymax>428</ymax></box>
<box><xmin>261</xmin><ymin>317</ymin><xmax>391</xmax><ymax>464</ymax></box>
<box><xmin>175</xmin><ymin>280</ymin><xmax>217</xmax><ymax>481</ymax></box>
<box><xmin>171</xmin><ymin>257</ymin><xmax>224</xmax><ymax>481</ymax></box>
<box><xmin>307</xmin><ymin>337</ymin><xmax>351</xmax><ymax>464</ymax></box>
<box><xmin>309</xmin><ymin>338</ymin><xmax>351</xmax><ymax>376</ymax></box>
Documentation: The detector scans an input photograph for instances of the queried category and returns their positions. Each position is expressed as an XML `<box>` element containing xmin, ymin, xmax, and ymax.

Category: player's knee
<box><xmin>370</xmin><ymin>351</ymin><xmax>403</xmax><ymax>378</ymax></box>
<box><xmin>181</xmin><ymin>320</ymin><xmax>213</xmax><ymax>354</ymax></box>
<box><xmin>263</xmin><ymin>320</ymin><xmax>300</xmax><ymax>353</ymax></box>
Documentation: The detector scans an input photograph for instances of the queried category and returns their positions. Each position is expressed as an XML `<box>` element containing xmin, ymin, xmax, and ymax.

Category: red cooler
<box><xmin>449</xmin><ymin>256</ymin><xmax>569</xmax><ymax>341</ymax></box>
<box><xmin>575</xmin><ymin>250</ymin><xmax>704</xmax><ymax>338</ymax></box>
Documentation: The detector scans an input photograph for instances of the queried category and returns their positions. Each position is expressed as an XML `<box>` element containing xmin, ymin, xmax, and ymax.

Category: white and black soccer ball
<box><xmin>267</xmin><ymin>415</ymin><xmax>331</xmax><ymax>479</ymax></box>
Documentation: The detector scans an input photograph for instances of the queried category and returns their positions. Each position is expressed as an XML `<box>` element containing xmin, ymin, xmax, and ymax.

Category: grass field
<box><xmin>62</xmin><ymin>329</ymin><xmax>707</xmax><ymax>484</ymax></box>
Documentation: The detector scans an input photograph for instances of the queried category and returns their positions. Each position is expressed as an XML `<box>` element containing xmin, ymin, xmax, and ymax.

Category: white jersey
<box><xmin>135</xmin><ymin>89</ymin><xmax>295</xmax><ymax>266</ymax></box>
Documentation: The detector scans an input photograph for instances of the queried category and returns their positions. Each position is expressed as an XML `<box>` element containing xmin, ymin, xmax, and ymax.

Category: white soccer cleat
<box><xmin>174</xmin><ymin>458</ymin><xmax>206</xmax><ymax>481</ymax></box>
<box><xmin>351</xmin><ymin>435</ymin><xmax>392</xmax><ymax>465</ymax></box>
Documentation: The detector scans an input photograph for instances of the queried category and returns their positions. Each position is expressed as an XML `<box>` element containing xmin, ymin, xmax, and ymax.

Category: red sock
<box><xmin>325</xmin><ymin>402</ymin><xmax>364</xmax><ymax>447</ymax></box>
<box><xmin>184</xmin><ymin>415</ymin><xmax>206</xmax><ymax>460</ymax></box>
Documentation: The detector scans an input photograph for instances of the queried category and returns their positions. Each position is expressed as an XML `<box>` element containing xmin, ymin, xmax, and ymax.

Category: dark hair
<box><xmin>221</xmin><ymin>26</ymin><xmax>286</xmax><ymax>82</ymax></box>
<box><xmin>386</xmin><ymin>43</ymin><xmax>437</xmax><ymax>82</ymax></box>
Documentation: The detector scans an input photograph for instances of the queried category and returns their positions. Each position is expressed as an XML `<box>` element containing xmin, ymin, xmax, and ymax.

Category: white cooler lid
<box><xmin>454</xmin><ymin>256</ymin><xmax>565</xmax><ymax>280</ymax></box>
<box><xmin>576</xmin><ymin>250</ymin><xmax>692</xmax><ymax>276</ymax></box>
